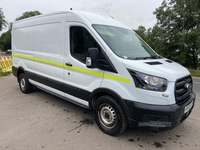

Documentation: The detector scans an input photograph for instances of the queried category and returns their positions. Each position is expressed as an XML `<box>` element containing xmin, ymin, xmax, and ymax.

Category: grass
<box><xmin>0</xmin><ymin>70</ymin><xmax>12</xmax><ymax>77</ymax></box>
<box><xmin>0</xmin><ymin>70</ymin><xmax>4</xmax><ymax>76</ymax></box>
<box><xmin>188</xmin><ymin>69</ymin><xmax>200</xmax><ymax>77</ymax></box>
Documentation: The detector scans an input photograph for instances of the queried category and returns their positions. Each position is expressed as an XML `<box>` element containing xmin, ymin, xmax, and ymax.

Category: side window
<box><xmin>70</xmin><ymin>26</ymin><xmax>100</xmax><ymax>63</ymax></box>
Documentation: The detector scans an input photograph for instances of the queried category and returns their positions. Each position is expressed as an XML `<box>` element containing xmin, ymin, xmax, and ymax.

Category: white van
<box><xmin>12</xmin><ymin>10</ymin><xmax>196</xmax><ymax>135</ymax></box>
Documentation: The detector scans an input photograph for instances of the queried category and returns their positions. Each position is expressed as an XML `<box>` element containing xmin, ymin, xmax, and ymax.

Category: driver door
<box><xmin>63</xmin><ymin>23</ymin><xmax>104</xmax><ymax>107</ymax></box>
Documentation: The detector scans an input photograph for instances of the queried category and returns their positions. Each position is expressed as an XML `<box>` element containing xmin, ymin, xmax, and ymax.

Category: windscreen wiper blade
<box><xmin>134</xmin><ymin>55</ymin><xmax>162</xmax><ymax>60</ymax></box>
<box><xmin>134</xmin><ymin>57</ymin><xmax>152</xmax><ymax>60</ymax></box>
<box><xmin>151</xmin><ymin>55</ymin><xmax>163</xmax><ymax>59</ymax></box>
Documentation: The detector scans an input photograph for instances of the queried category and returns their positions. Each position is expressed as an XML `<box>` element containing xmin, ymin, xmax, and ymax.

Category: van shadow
<box><xmin>31</xmin><ymin>86</ymin><xmax>94</xmax><ymax>124</ymax></box>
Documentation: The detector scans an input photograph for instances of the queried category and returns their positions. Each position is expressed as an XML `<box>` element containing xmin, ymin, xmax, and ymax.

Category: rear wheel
<box><xmin>94</xmin><ymin>95</ymin><xmax>127</xmax><ymax>135</ymax></box>
<box><xmin>19</xmin><ymin>73</ymin><xmax>33</xmax><ymax>93</ymax></box>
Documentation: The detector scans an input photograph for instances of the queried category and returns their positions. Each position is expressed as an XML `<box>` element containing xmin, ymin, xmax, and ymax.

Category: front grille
<box><xmin>175</xmin><ymin>76</ymin><xmax>193</xmax><ymax>105</ymax></box>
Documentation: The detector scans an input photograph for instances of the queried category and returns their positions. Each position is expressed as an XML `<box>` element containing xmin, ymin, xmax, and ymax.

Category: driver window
<box><xmin>70</xmin><ymin>26</ymin><xmax>100</xmax><ymax>63</ymax></box>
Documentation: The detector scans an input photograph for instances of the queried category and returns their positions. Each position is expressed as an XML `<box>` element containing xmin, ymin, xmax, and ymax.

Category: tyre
<box><xmin>18</xmin><ymin>73</ymin><xmax>33</xmax><ymax>93</ymax></box>
<box><xmin>94</xmin><ymin>95</ymin><xmax>127</xmax><ymax>135</ymax></box>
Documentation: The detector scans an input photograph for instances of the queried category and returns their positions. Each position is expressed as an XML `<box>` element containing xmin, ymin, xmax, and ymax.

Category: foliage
<box><xmin>15</xmin><ymin>11</ymin><xmax>41</xmax><ymax>21</ymax></box>
<box><xmin>134</xmin><ymin>26</ymin><xmax>154</xmax><ymax>49</ymax></box>
<box><xmin>0</xmin><ymin>70</ymin><xmax>11</xmax><ymax>77</ymax></box>
<box><xmin>0</xmin><ymin>23</ymin><xmax>12</xmax><ymax>51</ymax></box>
<box><xmin>0</xmin><ymin>8</ymin><xmax>7</xmax><ymax>31</ymax></box>
<box><xmin>0</xmin><ymin>70</ymin><xmax>4</xmax><ymax>77</ymax></box>
<box><xmin>0</xmin><ymin>28</ymin><xmax>11</xmax><ymax>51</ymax></box>
<box><xmin>135</xmin><ymin>0</ymin><xmax>200</xmax><ymax>69</ymax></box>
<box><xmin>154</xmin><ymin>0</ymin><xmax>200</xmax><ymax>69</ymax></box>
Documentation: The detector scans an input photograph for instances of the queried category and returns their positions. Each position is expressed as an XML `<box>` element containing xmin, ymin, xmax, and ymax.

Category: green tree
<box><xmin>0</xmin><ymin>8</ymin><xmax>8</xmax><ymax>31</ymax></box>
<box><xmin>0</xmin><ymin>24</ymin><xmax>11</xmax><ymax>51</ymax></box>
<box><xmin>134</xmin><ymin>26</ymin><xmax>154</xmax><ymax>49</ymax></box>
<box><xmin>153</xmin><ymin>0</ymin><xmax>200</xmax><ymax>69</ymax></box>
<box><xmin>15</xmin><ymin>11</ymin><xmax>41</xmax><ymax>21</ymax></box>
<box><xmin>134</xmin><ymin>26</ymin><xmax>147</xmax><ymax>40</ymax></box>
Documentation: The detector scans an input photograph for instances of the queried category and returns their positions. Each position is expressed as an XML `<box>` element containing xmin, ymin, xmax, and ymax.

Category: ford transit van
<box><xmin>12</xmin><ymin>10</ymin><xmax>196</xmax><ymax>135</ymax></box>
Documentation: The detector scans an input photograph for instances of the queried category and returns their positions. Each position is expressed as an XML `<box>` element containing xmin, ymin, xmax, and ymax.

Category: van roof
<box><xmin>74</xmin><ymin>11</ymin><xmax>129</xmax><ymax>28</ymax></box>
<box><xmin>13</xmin><ymin>10</ymin><xmax>129</xmax><ymax>29</ymax></box>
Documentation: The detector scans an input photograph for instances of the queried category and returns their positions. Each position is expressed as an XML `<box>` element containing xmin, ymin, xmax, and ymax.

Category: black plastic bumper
<box><xmin>12</xmin><ymin>66</ymin><xmax>18</xmax><ymax>77</ymax></box>
<box><xmin>124</xmin><ymin>91</ymin><xmax>196</xmax><ymax>131</ymax></box>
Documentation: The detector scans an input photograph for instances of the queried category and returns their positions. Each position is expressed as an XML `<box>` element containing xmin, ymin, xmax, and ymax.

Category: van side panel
<box><xmin>13</xmin><ymin>26</ymin><xmax>34</xmax><ymax>52</ymax></box>
<box><xmin>33</xmin><ymin>22</ymin><xmax>64</xmax><ymax>83</ymax></box>
<box><xmin>12</xmin><ymin>20</ymin><xmax>34</xmax><ymax>73</ymax></box>
<box><xmin>32</xmin><ymin>14</ymin><xmax>66</xmax><ymax>97</ymax></box>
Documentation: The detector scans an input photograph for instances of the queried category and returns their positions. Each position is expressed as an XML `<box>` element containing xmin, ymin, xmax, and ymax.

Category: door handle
<box><xmin>65</xmin><ymin>62</ymin><xmax>73</xmax><ymax>67</ymax></box>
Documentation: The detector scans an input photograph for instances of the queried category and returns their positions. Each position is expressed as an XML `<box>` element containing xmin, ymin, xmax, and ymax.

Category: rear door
<box><xmin>63</xmin><ymin>23</ymin><xmax>104</xmax><ymax>107</ymax></box>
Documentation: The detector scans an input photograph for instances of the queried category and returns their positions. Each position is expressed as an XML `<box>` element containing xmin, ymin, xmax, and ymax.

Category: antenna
<box><xmin>101</xmin><ymin>8</ymin><xmax>114</xmax><ymax>19</ymax></box>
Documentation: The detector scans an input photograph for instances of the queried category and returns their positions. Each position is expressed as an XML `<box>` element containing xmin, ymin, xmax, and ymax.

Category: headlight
<box><xmin>128</xmin><ymin>69</ymin><xmax>168</xmax><ymax>92</ymax></box>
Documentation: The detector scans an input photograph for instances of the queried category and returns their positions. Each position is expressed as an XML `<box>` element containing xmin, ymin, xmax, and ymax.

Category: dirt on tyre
<box><xmin>94</xmin><ymin>95</ymin><xmax>127</xmax><ymax>135</ymax></box>
<box><xmin>19</xmin><ymin>73</ymin><xmax>33</xmax><ymax>93</ymax></box>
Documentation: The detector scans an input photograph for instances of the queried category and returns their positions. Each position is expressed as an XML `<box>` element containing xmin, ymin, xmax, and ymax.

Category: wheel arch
<box><xmin>16</xmin><ymin>67</ymin><xmax>26</xmax><ymax>82</ymax></box>
<box><xmin>89</xmin><ymin>88</ymin><xmax>131</xmax><ymax>118</ymax></box>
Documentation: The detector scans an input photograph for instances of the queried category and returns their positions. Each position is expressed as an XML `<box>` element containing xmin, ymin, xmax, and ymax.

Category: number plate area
<box><xmin>184</xmin><ymin>100</ymin><xmax>194</xmax><ymax>114</ymax></box>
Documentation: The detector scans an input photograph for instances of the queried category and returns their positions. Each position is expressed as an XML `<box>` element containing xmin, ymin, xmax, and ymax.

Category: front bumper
<box><xmin>124</xmin><ymin>91</ymin><xmax>196</xmax><ymax>131</ymax></box>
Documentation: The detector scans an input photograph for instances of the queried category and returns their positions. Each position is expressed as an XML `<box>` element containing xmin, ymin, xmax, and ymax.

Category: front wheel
<box><xmin>94</xmin><ymin>96</ymin><xmax>127</xmax><ymax>135</ymax></box>
<box><xmin>18</xmin><ymin>73</ymin><xmax>33</xmax><ymax>93</ymax></box>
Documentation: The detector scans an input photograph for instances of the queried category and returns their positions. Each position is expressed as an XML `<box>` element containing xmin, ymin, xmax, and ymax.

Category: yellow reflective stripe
<box><xmin>13</xmin><ymin>53</ymin><xmax>131</xmax><ymax>83</ymax></box>
<box><xmin>67</xmin><ymin>65</ymin><xmax>104</xmax><ymax>77</ymax></box>
<box><xmin>13</xmin><ymin>53</ymin><xmax>34</xmax><ymax>60</ymax></box>
<box><xmin>104</xmin><ymin>74</ymin><xmax>131</xmax><ymax>83</ymax></box>
<box><xmin>13</xmin><ymin>53</ymin><xmax>63</xmax><ymax>68</ymax></box>
<box><xmin>33</xmin><ymin>57</ymin><xmax>63</xmax><ymax>68</ymax></box>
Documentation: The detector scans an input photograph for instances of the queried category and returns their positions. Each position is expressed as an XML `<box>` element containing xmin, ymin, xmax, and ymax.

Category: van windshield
<box><xmin>93</xmin><ymin>25</ymin><xmax>160</xmax><ymax>60</ymax></box>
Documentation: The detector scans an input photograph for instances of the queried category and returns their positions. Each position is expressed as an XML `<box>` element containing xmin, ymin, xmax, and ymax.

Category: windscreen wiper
<box><xmin>134</xmin><ymin>55</ymin><xmax>162</xmax><ymax>60</ymax></box>
<box><xmin>134</xmin><ymin>57</ymin><xmax>152</xmax><ymax>60</ymax></box>
<box><xmin>150</xmin><ymin>55</ymin><xmax>162</xmax><ymax>59</ymax></box>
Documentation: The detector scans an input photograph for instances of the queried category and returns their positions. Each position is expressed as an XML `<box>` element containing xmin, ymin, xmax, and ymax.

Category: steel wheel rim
<box><xmin>20</xmin><ymin>78</ymin><xmax>26</xmax><ymax>91</ymax></box>
<box><xmin>98</xmin><ymin>103</ymin><xmax>117</xmax><ymax>128</ymax></box>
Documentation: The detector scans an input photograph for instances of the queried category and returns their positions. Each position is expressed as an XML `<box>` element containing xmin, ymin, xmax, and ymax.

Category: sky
<box><xmin>1</xmin><ymin>0</ymin><xmax>163</xmax><ymax>33</ymax></box>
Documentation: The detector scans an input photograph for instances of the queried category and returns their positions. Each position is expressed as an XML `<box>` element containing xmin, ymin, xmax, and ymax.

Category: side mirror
<box><xmin>86</xmin><ymin>48</ymin><xmax>100</xmax><ymax>68</ymax></box>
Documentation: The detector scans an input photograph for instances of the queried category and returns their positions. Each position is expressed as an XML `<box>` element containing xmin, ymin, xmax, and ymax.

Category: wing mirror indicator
<box><xmin>86</xmin><ymin>48</ymin><xmax>100</xmax><ymax>68</ymax></box>
<box><xmin>86</xmin><ymin>57</ymin><xmax>92</xmax><ymax>67</ymax></box>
